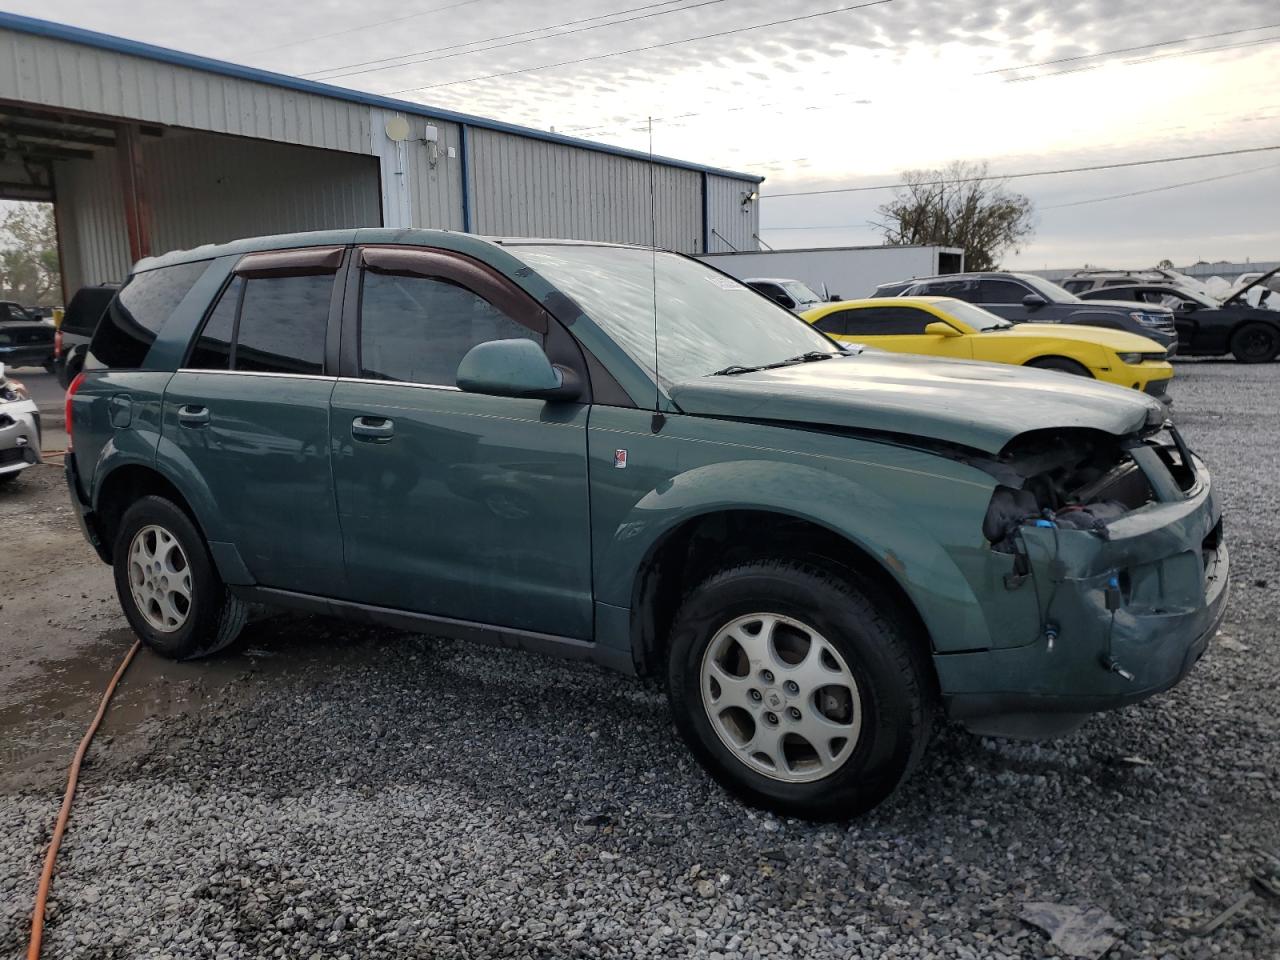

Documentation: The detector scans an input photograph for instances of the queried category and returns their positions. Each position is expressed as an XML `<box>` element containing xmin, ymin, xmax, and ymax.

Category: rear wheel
<box><xmin>112</xmin><ymin>495</ymin><xmax>247</xmax><ymax>659</ymax></box>
<box><xmin>1230</xmin><ymin>323</ymin><xmax>1279</xmax><ymax>363</ymax></box>
<box><xmin>666</xmin><ymin>559</ymin><xmax>932</xmax><ymax>820</ymax></box>
<box><xmin>1026</xmin><ymin>356</ymin><xmax>1093</xmax><ymax>377</ymax></box>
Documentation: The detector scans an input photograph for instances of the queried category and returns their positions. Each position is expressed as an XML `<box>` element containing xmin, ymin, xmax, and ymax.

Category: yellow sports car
<box><xmin>801</xmin><ymin>296</ymin><xmax>1173</xmax><ymax>397</ymax></box>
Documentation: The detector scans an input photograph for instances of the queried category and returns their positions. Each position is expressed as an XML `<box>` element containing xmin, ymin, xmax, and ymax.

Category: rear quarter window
<box><xmin>89</xmin><ymin>261</ymin><xmax>209</xmax><ymax>369</ymax></box>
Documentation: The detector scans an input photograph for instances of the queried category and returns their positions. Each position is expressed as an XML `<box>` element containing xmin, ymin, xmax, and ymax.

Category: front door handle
<box><xmin>352</xmin><ymin>416</ymin><xmax>394</xmax><ymax>443</ymax></box>
<box><xmin>177</xmin><ymin>404</ymin><xmax>210</xmax><ymax>427</ymax></box>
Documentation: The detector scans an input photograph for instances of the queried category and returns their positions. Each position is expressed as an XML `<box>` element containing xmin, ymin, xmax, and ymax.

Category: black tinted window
<box><xmin>186</xmin><ymin>277</ymin><xmax>242</xmax><ymax>371</ymax></box>
<box><xmin>921</xmin><ymin>278</ymin><xmax>979</xmax><ymax>301</ymax></box>
<box><xmin>234</xmin><ymin>275</ymin><xmax>330</xmax><ymax>374</ymax></box>
<box><xmin>844</xmin><ymin>307</ymin><xmax>935</xmax><ymax>335</ymax></box>
<box><xmin>89</xmin><ymin>261</ymin><xmax>208</xmax><ymax>368</ymax></box>
<box><xmin>1061</xmin><ymin>280</ymin><xmax>1087</xmax><ymax>293</ymax></box>
<box><xmin>978</xmin><ymin>279</ymin><xmax>1031</xmax><ymax>304</ymax></box>
<box><xmin>359</xmin><ymin>272</ymin><xmax>540</xmax><ymax>386</ymax></box>
<box><xmin>62</xmin><ymin>287</ymin><xmax>116</xmax><ymax>337</ymax></box>
<box><xmin>813</xmin><ymin>313</ymin><xmax>848</xmax><ymax>335</ymax></box>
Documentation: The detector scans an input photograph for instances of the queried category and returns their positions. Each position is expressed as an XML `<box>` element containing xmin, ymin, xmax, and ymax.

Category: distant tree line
<box><xmin>0</xmin><ymin>204</ymin><xmax>61</xmax><ymax>306</ymax></box>
<box><xmin>875</xmin><ymin>161</ymin><xmax>1035</xmax><ymax>272</ymax></box>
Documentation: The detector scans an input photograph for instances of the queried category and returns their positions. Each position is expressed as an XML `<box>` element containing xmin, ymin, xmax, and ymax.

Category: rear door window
<box><xmin>236</xmin><ymin>276</ymin><xmax>330</xmax><ymax>374</ymax></box>
<box><xmin>186</xmin><ymin>273</ymin><xmax>333</xmax><ymax>375</ymax></box>
<box><xmin>89</xmin><ymin>260</ymin><xmax>209</xmax><ymax>368</ymax></box>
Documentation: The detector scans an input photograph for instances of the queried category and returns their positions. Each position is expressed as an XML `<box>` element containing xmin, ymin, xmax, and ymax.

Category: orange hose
<box><xmin>27</xmin><ymin>639</ymin><xmax>141</xmax><ymax>960</ymax></box>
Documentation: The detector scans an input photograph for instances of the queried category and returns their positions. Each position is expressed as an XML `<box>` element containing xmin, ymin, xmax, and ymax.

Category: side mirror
<box><xmin>924</xmin><ymin>321</ymin><xmax>961</xmax><ymax>338</ymax></box>
<box><xmin>1022</xmin><ymin>293</ymin><xmax>1048</xmax><ymax>308</ymax></box>
<box><xmin>829</xmin><ymin>294</ymin><xmax>842</xmax><ymax>302</ymax></box>
<box><xmin>456</xmin><ymin>339</ymin><xmax>581</xmax><ymax>402</ymax></box>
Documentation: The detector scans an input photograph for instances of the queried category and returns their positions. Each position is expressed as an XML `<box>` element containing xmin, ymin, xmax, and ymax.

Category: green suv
<box><xmin>66</xmin><ymin>230</ymin><xmax>1228</xmax><ymax>819</ymax></box>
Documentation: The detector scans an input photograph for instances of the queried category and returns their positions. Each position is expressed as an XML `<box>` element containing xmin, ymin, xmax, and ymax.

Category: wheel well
<box><xmin>630</xmin><ymin>509</ymin><xmax>935</xmax><ymax>678</ymax></box>
<box><xmin>95</xmin><ymin>466</ymin><xmax>197</xmax><ymax>561</ymax></box>
<box><xmin>1025</xmin><ymin>355</ymin><xmax>1093</xmax><ymax>376</ymax></box>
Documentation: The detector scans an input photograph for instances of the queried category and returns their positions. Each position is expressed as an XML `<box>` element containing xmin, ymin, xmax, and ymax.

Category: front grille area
<box><xmin>0</xmin><ymin>446</ymin><xmax>26</xmax><ymax>466</ymax></box>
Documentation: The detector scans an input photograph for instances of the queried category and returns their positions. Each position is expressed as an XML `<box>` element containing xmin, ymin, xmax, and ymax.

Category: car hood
<box><xmin>668</xmin><ymin>352</ymin><xmax>1164</xmax><ymax>454</ymax></box>
<box><xmin>1072</xmin><ymin>299</ymin><xmax>1172</xmax><ymax>315</ymax></box>
<box><xmin>989</xmin><ymin>323</ymin><xmax>1167</xmax><ymax>352</ymax></box>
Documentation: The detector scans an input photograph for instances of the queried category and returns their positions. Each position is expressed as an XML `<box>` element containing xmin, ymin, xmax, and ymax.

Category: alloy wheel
<box><xmin>700</xmin><ymin>613</ymin><xmax>862</xmax><ymax>783</ymax></box>
<box><xmin>127</xmin><ymin>524</ymin><xmax>193</xmax><ymax>633</ymax></box>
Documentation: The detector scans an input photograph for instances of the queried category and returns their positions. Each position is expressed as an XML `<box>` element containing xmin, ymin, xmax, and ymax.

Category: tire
<box><xmin>666</xmin><ymin>559</ymin><xmax>933</xmax><ymax>820</ymax></box>
<box><xmin>1229</xmin><ymin>323</ymin><xmax>1279</xmax><ymax>364</ymax></box>
<box><xmin>43</xmin><ymin>359</ymin><xmax>56</xmax><ymax>374</ymax></box>
<box><xmin>1025</xmin><ymin>356</ymin><xmax>1093</xmax><ymax>377</ymax></box>
<box><xmin>112</xmin><ymin>495</ymin><xmax>248</xmax><ymax>660</ymax></box>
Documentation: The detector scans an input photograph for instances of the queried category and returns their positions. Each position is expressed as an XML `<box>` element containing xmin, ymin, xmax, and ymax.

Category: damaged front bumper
<box><xmin>0</xmin><ymin>397</ymin><xmax>42</xmax><ymax>478</ymax></box>
<box><xmin>939</xmin><ymin>443</ymin><xmax>1228</xmax><ymax>738</ymax></box>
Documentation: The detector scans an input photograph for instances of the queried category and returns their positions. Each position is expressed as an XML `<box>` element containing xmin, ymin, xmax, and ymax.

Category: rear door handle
<box><xmin>351</xmin><ymin>416</ymin><xmax>394</xmax><ymax>443</ymax></box>
<box><xmin>177</xmin><ymin>404</ymin><xmax>210</xmax><ymax>427</ymax></box>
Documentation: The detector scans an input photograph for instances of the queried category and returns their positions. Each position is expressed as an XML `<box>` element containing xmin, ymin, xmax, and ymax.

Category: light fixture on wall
<box><xmin>741</xmin><ymin>190</ymin><xmax>758</xmax><ymax>210</ymax></box>
<box><xmin>422</xmin><ymin>123</ymin><xmax>440</xmax><ymax>168</ymax></box>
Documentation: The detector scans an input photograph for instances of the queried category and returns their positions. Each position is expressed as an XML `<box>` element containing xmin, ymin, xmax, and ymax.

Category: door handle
<box><xmin>351</xmin><ymin>416</ymin><xmax>394</xmax><ymax>443</ymax></box>
<box><xmin>177</xmin><ymin>404</ymin><xmax>210</xmax><ymax>427</ymax></box>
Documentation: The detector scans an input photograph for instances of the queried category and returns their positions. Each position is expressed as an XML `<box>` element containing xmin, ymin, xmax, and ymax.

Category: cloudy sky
<box><xmin>7</xmin><ymin>0</ymin><xmax>1279</xmax><ymax>267</ymax></box>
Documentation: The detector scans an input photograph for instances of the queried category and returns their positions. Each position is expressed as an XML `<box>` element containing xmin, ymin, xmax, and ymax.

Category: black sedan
<box><xmin>0</xmin><ymin>300</ymin><xmax>55</xmax><ymax>371</ymax></box>
<box><xmin>1080</xmin><ymin>267</ymin><xmax>1280</xmax><ymax>363</ymax></box>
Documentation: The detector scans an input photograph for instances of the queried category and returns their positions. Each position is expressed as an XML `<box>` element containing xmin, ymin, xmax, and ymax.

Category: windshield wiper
<box><xmin>710</xmin><ymin>352</ymin><xmax>840</xmax><ymax>377</ymax></box>
<box><xmin>783</xmin><ymin>351</ymin><xmax>837</xmax><ymax>364</ymax></box>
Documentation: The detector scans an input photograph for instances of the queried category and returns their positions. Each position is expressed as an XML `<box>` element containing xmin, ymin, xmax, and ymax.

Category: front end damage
<box><xmin>938</xmin><ymin>421</ymin><xmax>1228</xmax><ymax>739</ymax></box>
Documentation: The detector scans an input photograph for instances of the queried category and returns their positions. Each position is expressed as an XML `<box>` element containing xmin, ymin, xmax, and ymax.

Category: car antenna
<box><xmin>648</xmin><ymin>115</ymin><xmax>666</xmax><ymax>434</ymax></box>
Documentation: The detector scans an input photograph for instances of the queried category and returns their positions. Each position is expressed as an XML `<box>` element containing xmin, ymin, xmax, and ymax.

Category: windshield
<box><xmin>781</xmin><ymin>281</ymin><xmax>823</xmax><ymax>305</ymax></box>
<box><xmin>1023</xmin><ymin>275</ymin><xmax>1081</xmax><ymax>303</ymax></box>
<box><xmin>936</xmin><ymin>299</ymin><xmax>1011</xmax><ymax>331</ymax></box>
<box><xmin>513</xmin><ymin>246</ymin><xmax>840</xmax><ymax>384</ymax></box>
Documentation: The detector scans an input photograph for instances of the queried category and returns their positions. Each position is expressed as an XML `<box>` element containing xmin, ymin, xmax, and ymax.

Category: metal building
<box><xmin>0</xmin><ymin>12</ymin><xmax>763</xmax><ymax>297</ymax></box>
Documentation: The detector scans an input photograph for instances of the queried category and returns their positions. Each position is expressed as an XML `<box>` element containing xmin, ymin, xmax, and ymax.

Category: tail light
<box><xmin>65</xmin><ymin>371</ymin><xmax>86</xmax><ymax>451</ymax></box>
<box><xmin>54</xmin><ymin>328</ymin><xmax>63</xmax><ymax>359</ymax></box>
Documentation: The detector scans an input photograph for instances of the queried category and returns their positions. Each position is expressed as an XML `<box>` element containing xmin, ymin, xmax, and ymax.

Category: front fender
<box><xmin>596</xmin><ymin>458</ymin><xmax>994</xmax><ymax>653</ymax></box>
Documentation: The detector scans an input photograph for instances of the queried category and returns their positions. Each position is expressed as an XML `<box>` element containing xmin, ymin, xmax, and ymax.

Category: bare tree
<box><xmin>874</xmin><ymin>161</ymin><xmax>1035</xmax><ymax>272</ymax></box>
<box><xmin>0</xmin><ymin>204</ymin><xmax>61</xmax><ymax>305</ymax></box>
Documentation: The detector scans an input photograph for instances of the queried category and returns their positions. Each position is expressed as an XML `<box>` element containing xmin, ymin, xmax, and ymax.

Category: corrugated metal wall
<box><xmin>705</xmin><ymin>174</ymin><xmax>759</xmax><ymax>253</ymax></box>
<box><xmin>0</xmin><ymin>28</ymin><xmax>371</xmax><ymax>154</ymax></box>
<box><xmin>467</xmin><ymin>128</ymin><xmax>703</xmax><ymax>252</ymax></box>
<box><xmin>144</xmin><ymin>131</ymin><xmax>381</xmax><ymax>253</ymax></box>
<box><xmin>52</xmin><ymin>151</ymin><xmax>131</xmax><ymax>290</ymax></box>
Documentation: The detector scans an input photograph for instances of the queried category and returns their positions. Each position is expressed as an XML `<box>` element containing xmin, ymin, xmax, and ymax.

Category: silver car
<box><xmin>0</xmin><ymin>363</ymin><xmax>42</xmax><ymax>485</ymax></box>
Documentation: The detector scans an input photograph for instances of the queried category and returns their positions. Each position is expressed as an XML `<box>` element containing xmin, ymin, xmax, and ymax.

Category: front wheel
<box><xmin>666</xmin><ymin>560</ymin><xmax>932</xmax><ymax>820</ymax></box>
<box><xmin>1230</xmin><ymin>323</ymin><xmax>1279</xmax><ymax>363</ymax></box>
<box><xmin>112</xmin><ymin>495</ymin><xmax>248</xmax><ymax>659</ymax></box>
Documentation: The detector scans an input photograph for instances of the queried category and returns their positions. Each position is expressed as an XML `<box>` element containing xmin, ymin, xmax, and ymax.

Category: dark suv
<box><xmin>65</xmin><ymin>230</ymin><xmax>1227</xmax><ymax>819</ymax></box>
<box><xmin>54</xmin><ymin>284</ymin><xmax>118</xmax><ymax>387</ymax></box>
<box><xmin>874</xmin><ymin>272</ymin><xmax>1179</xmax><ymax>353</ymax></box>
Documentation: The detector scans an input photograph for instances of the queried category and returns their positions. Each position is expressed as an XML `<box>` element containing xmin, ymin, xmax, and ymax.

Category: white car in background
<box><xmin>0</xmin><ymin>363</ymin><xmax>42</xmax><ymax>486</ymax></box>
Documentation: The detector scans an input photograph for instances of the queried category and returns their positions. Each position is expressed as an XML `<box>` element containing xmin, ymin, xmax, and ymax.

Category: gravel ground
<box><xmin>2</xmin><ymin>360</ymin><xmax>1278</xmax><ymax>959</ymax></box>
